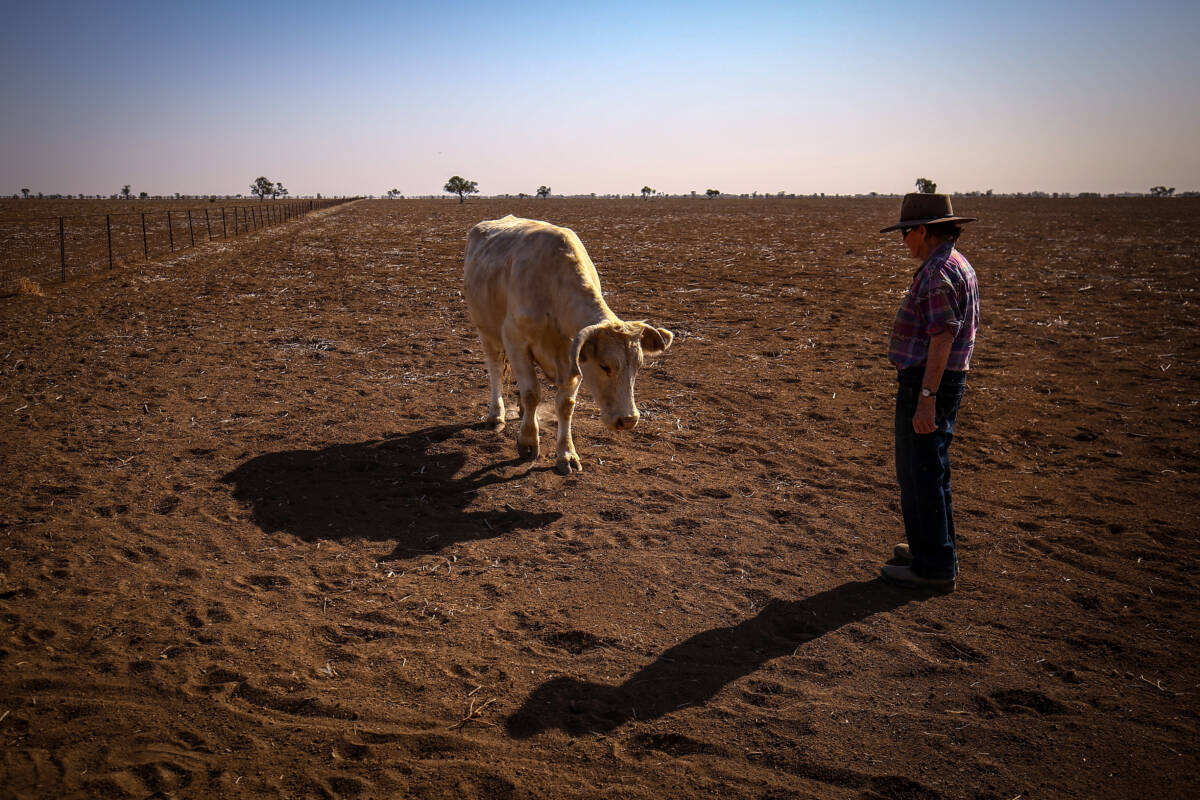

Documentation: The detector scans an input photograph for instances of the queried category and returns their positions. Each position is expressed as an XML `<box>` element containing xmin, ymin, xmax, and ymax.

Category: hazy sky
<box><xmin>2</xmin><ymin>0</ymin><xmax>1197</xmax><ymax>197</ymax></box>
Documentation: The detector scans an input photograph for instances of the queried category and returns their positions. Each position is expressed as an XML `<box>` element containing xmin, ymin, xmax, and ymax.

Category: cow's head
<box><xmin>570</xmin><ymin>320</ymin><xmax>674</xmax><ymax>431</ymax></box>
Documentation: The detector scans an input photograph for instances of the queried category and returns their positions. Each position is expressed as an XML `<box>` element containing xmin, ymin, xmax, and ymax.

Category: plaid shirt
<box><xmin>888</xmin><ymin>243</ymin><xmax>979</xmax><ymax>370</ymax></box>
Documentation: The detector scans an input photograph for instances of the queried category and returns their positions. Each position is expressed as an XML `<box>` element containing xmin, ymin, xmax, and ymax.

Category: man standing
<box><xmin>879</xmin><ymin>194</ymin><xmax>979</xmax><ymax>593</ymax></box>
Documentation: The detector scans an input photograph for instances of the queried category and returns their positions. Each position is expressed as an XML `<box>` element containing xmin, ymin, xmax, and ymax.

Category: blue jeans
<box><xmin>895</xmin><ymin>367</ymin><xmax>967</xmax><ymax>580</ymax></box>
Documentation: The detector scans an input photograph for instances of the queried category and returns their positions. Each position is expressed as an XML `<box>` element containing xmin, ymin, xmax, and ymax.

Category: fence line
<box><xmin>1</xmin><ymin>198</ymin><xmax>357</xmax><ymax>293</ymax></box>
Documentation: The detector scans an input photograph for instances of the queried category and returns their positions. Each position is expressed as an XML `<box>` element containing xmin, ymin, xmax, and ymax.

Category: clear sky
<box><xmin>2</xmin><ymin>0</ymin><xmax>1197</xmax><ymax>197</ymax></box>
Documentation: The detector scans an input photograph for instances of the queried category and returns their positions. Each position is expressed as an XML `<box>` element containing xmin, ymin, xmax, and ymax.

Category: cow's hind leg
<box><xmin>503</xmin><ymin>330</ymin><xmax>541</xmax><ymax>460</ymax></box>
<box><xmin>479</xmin><ymin>335</ymin><xmax>508</xmax><ymax>431</ymax></box>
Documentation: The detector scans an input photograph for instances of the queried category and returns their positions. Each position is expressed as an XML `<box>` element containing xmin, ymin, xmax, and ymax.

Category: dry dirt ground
<box><xmin>0</xmin><ymin>198</ymin><xmax>349</xmax><ymax>291</ymax></box>
<box><xmin>1</xmin><ymin>198</ymin><xmax>1197</xmax><ymax>800</ymax></box>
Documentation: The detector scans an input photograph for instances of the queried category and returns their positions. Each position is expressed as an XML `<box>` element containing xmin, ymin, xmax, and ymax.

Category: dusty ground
<box><xmin>1</xmin><ymin>197</ymin><xmax>1197</xmax><ymax>800</ymax></box>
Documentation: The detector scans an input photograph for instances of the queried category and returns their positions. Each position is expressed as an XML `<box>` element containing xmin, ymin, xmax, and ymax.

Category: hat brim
<box><xmin>879</xmin><ymin>215</ymin><xmax>977</xmax><ymax>233</ymax></box>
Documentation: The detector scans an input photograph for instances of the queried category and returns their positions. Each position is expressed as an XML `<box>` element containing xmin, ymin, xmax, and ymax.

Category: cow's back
<box><xmin>464</xmin><ymin>216</ymin><xmax>604</xmax><ymax>339</ymax></box>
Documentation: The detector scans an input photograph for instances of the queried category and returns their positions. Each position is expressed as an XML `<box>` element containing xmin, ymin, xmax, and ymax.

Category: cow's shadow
<box><xmin>220</xmin><ymin>423</ymin><xmax>560</xmax><ymax>559</ymax></box>
<box><xmin>505</xmin><ymin>579</ymin><xmax>916</xmax><ymax>738</ymax></box>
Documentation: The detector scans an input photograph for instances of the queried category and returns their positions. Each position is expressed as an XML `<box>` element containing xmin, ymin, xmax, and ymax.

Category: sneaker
<box><xmin>893</xmin><ymin>542</ymin><xmax>912</xmax><ymax>564</ymax></box>
<box><xmin>880</xmin><ymin>564</ymin><xmax>956</xmax><ymax>593</ymax></box>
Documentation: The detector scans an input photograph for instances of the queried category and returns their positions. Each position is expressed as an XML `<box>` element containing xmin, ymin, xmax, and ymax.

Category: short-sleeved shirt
<box><xmin>888</xmin><ymin>242</ymin><xmax>979</xmax><ymax>371</ymax></box>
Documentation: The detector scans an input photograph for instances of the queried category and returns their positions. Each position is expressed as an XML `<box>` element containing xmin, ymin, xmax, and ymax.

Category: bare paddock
<box><xmin>1</xmin><ymin>198</ymin><xmax>1197</xmax><ymax>799</ymax></box>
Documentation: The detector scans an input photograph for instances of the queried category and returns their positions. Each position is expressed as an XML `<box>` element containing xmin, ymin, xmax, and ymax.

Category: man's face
<box><xmin>901</xmin><ymin>225</ymin><xmax>926</xmax><ymax>259</ymax></box>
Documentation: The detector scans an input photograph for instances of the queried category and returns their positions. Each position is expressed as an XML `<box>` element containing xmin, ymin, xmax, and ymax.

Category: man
<box><xmin>879</xmin><ymin>193</ymin><xmax>979</xmax><ymax>593</ymax></box>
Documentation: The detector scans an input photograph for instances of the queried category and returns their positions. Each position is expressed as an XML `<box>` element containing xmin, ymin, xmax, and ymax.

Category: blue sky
<box><xmin>1</xmin><ymin>0</ymin><xmax>1197</xmax><ymax>197</ymax></box>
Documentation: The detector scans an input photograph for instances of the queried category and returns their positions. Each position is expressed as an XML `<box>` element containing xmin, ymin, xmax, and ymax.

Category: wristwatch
<box><xmin>920</xmin><ymin>386</ymin><xmax>937</xmax><ymax>398</ymax></box>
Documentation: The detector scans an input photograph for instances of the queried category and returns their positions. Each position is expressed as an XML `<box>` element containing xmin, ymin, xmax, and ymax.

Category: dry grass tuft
<box><xmin>16</xmin><ymin>277</ymin><xmax>44</xmax><ymax>296</ymax></box>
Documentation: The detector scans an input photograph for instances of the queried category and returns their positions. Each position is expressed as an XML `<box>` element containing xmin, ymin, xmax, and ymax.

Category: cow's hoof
<box><xmin>556</xmin><ymin>453</ymin><xmax>583</xmax><ymax>474</ymax></box>
<box><xmin>487</xmin><ymin>417</ymin><xmax>505</xmax><ymax>432</ymax></box>
<box><xmin>517</xmin><ymin>441</ymin><xmax>539</xmax><ymax>460</ymax></box>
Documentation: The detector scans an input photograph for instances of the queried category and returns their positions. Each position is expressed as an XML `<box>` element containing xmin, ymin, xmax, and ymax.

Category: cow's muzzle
<box><xmin>612</xmin><ymin>414</ymin><xmax>640</xmax><ymax>431</ymax></box>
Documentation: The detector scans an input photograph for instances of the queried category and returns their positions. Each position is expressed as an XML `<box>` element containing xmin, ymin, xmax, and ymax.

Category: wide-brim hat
<box><xmin>880</xmin><ymin>193</ymin><xmax>977</xmax><ymax>233</ymax></box>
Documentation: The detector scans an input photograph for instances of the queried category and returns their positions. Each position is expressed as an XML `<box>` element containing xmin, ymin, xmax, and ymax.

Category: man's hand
<box><xmin>912</xmin><ymin>395</ymin><xmax>938</xmax><ymax>434</ymax></box>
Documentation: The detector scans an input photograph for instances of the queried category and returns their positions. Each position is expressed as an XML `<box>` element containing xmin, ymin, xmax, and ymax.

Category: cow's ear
<box><xmin>640</xmin><ymin>325</ymin><xmax>674</xmax><ymax>356</ymax></box>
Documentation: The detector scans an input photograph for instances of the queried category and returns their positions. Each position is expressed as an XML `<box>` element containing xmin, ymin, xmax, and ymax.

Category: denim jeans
<box><xmin>895</xmin><ymin>366</ymin><xmax>967</xmax><ymax>580</ymax></box>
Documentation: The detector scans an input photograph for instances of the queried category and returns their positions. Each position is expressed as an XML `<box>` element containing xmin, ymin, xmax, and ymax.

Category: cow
<box><xmin>464</xmin><ymin>215</ymin><xmax>674</xmax><ymax>474</ymax></box>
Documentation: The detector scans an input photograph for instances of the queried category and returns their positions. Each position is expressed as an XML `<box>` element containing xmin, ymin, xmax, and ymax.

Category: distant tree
<box><xmin>444</xmin><ymin>175</ymin><xmax>478</xmax><ymax>203</ymax></box>
<box><xmin>251</xmin><ymin>176</ymin><xmax>275</xmax><ymax>201</ymax></box>
<box><xmin>274</xmin><ymin>182</ymin><xmax>288</xmax><ymax>199</ymax></box>
<box><xmin>915</xmin><ymin>177</ymin><xmax>937</xmax><ymax>193</ymax></box>
<box><xmin>641</xmin><ymin>185</ymin><xmax>654</xmax><ymax>199</ymax></box>
<box><xmin>705</xmin><ymin>188</ymin><xmax>721</xmax><ymax>198</ymax></box>
<box><xmin>139</xmin><ymin>191</ymin><xmax>148</xmax><ymax>200</ymax></box>
<box><xmin>1149</xmin><ymin>185</ymin><xmax>1176</xmax><ymax>197</ymax></box>
<box><xmin>386</xmin><ymin>188</ymin><xmax>402</xmax><ymax>199</ymax></box>
<box><xmin>537</xmin><ymin>185</ymin><xmax>551</xmax><ymax>199</ymax></box>
<box><xmin>120</xmin><ymin>184</ymin><xmax>132</xmax><ymax>200</ymax></box>
<box><xmin>20</xmin><ymin>188</ymin><xmax>30</xmax><ymax>199</ymax></box>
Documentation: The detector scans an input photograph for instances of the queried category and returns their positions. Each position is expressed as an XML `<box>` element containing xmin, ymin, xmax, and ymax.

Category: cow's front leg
<box><xmin>516</xmin><ymin>381</ymin><xmax>541</xmax><ymax>460</ymax></box>
<box><xmin>503</xmin><ymin>331</ymin><xmax>541</xmax><ymax>460</ymax></box>
<box><xmin>511</xmin><ymin>366</ymin><xmax>541</xmax><ymax>461</ymax></box>
<box><xmin>554</xmin><ymin>383</ymin><xmax>583</xmax><ymax>474</ymax></box>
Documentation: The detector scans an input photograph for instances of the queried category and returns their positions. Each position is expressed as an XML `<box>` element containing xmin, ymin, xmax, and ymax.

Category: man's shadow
<box><xmin>221</xmin><ymin>423</ymin><xmax>560</xmax><ymax>559</ymax></box>
<box><xmin>506</xmin><ymin>579</ymin><xmax>917</xmax><ymax>738</ymax></box>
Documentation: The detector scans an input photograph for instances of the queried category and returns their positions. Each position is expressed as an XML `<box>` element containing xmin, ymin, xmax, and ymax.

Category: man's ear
<box><xmin>639</xmin><ymin>324</ymin><xmax>674</xmax><ymax>357</ymax></box>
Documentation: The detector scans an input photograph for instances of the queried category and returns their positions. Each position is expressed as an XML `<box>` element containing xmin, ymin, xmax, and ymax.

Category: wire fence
<box><xmin>0</xmin><ymin>198</ymin><xmax>356</xmax><ymax>293</ymax></box>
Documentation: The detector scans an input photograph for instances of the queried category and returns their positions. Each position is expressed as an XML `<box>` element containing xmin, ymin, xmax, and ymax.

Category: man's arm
<box><xmin>913</xmin><ymin>330</ymin><xmax>954</xmax><ymax>434</ymax></box>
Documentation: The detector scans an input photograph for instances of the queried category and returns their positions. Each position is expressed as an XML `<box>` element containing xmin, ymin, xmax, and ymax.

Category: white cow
<box><xmin>464</xmin><ymin>215</ymin><xmax>673</xmax><ymax>473</ymax></box>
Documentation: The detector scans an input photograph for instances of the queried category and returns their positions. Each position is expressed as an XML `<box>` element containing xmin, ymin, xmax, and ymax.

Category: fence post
<box><xmin>59</xmin><ymin>216</ymin><xmax>66</xmax><ymax>282</ymax></box>
<box><xmin>106</xmin><ymin>215</ymin><xmax>113</xmax><ymax>270</ymax></box>
<box><xmin>141</xmin><ymin>212</ymin><xmax>148</xmax><ymax>260</ymax></box>
<box><xmin>222</xmin><ymin>208</ymin><xmax>227</xmax><ymax>239</ymax></box>
<box><xmin>168</xmin><ymin>210</ymin><xmax>175</xmax><ymax>252</ymax></box>
<box><xmin>205</xmin><ymin>208</ymin><xmax>212</xmax><ymax>241</ymax></box>
<box><xmin>187</xmin><ymin>210</ymin><xmax>195</xmax><ymax>248</ymax></box>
